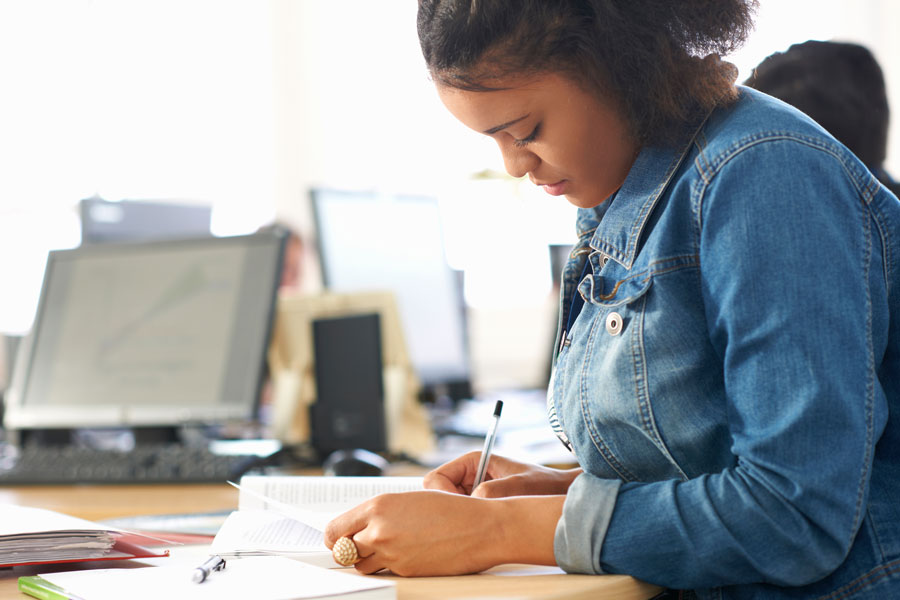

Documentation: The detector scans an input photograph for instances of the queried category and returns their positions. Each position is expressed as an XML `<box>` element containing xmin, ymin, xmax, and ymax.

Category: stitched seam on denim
<box><xmin>631</xmin><ymin>293</ymin><xmax>690</xmax><ymax>481</ymax></box>
<box><xmin>861</xmin><ymin>173</ymin><xmax>880</xmax><ymax>205</ymax></box>
<box><xmin>851</xmin><ymin>193</ymin><xmax>876</xmax><ymax>547</ymax></box>
<box><xmin>864</xmin><ymin>194</ymin><xmax>894</xmax><ymax>299</ymax></box>
<box><xmin>577</xmin><ymin>224</ymin><xmax>600</xmax><ymax>240</ymax></box>
<box><xmin>580</xmin><ymin>308</ymin><xmax>637</xmax><ymax>481</ymax></box>
<box><xmin>814</xmin><ymin>558</ymin><xmax>900</xmax><ymax>600</ymax></box>
<box><xmin>632</xmin><ymin>293</ymin><xmax>652</xmax><ymax>440</ymax></box>
<box><xmin>624</xmin><ymin>150</ymin><xmax>690</xmax><ymax>268</ymax></box>
<box><xmin>593</xmin><ymin>255</ymin><xmax>699</xmax><ymax>302</ymax></box>
<box><xmin>692</xmin><ymin>169</ymin><xmax>710</xmax><ymax>251</ymax></box>
<box><xmin>693</xmin><ymin>131</ymin><xmax>713</xmax><ymax>184</ymax></box>
<box><xmin>702</xmin><ymin>134</ymin><xmax>872</xmax><ymax>199</ymax></box>
<box><xmin>612</xmin><ymin>113</ymin><xmax>711</xmax><ymax>270</ymax></box>
<box><xmin>688</xmin><ymin>178</ymin><xmax>705</xmax><ymax>266</ymax></box>
<box><xmin>865</xmin><ymin>507</ymin><xmax>887</xmax><ymax>562</ymax></box>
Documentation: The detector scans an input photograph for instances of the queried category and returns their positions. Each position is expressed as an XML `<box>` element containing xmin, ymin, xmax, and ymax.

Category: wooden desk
<box><xmin>0</xmin><ymin>485</ymin><xmax>662</xmax><ymax>600</ymax></box>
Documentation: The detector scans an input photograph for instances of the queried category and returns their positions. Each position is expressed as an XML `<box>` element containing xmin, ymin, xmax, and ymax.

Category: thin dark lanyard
<box><xmin>564</xmin><ymin>259</ymin><xmax>591</xmax><ymax>336</ymax></box>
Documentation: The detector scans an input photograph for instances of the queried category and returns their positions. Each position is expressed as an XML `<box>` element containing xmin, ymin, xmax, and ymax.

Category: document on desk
<box><xmin>212</xmin><ymin>476</ymin><xmax>423</xmax><ymax>568</ymax></box>
<box><xmin>0</xmin><ymin>506</ymin><xmax>168</xmax><ymax>568</ymax></box>
<box><xmin>29</xmin><ymin>556</ymin><xmax>396</xmax><ymax>600</ymax></box>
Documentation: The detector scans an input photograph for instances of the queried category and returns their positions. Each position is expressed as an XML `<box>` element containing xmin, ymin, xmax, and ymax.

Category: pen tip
<box><xmin>493</xmin><ymin>400</ymin><xmax>503</xmax><ymax>416</ymax></box>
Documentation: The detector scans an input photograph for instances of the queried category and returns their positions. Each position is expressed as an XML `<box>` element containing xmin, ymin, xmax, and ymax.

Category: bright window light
<box><xmin>0</xmin><ymin>0</ymin><xmax>275</xmax><ymax>334</ymax></box>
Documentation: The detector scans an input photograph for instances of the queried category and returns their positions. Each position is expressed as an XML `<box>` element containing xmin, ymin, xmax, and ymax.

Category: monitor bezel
<box><xmin>3</xmin><ymin>232</ymin><xmax>285</xmax><ymax>431</ymax></box>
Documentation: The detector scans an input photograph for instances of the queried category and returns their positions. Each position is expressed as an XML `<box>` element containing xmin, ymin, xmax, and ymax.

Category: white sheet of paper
<box><xmin>42</xmin><ymin>556</ymin><xmax>395</xmax><ymax>600</ymax></box>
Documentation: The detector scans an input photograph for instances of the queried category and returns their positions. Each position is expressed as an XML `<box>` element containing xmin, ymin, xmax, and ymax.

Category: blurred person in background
<box><xmin>746</xmin><ymin>39</ymin><xmax>900</xmax><ymax>196</ymax></box>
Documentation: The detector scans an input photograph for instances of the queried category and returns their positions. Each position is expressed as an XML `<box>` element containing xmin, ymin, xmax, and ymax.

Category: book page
<box><xmin>212</xmin><ymin>509</ymin><xmax>326</xmax><ymax>553</ymax></box>
<box><xmin>237</xmin><ymin>476</ymin><xmax>423</xmax><ymax>530</ymax></box>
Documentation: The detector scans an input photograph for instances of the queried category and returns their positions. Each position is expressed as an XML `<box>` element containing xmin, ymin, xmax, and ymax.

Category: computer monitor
<box><xmin>79</xmin><ymin>197</ymin><xmax>212</xmax><ymax>245</ymax></box>
<box><xmin>4</xmin><ymin>232</ymin><xmax>285</xmax><ymax>432</ymax></box>
<box><xmin>548</xmin><ymin>243</ymin><xmax>575</xmax><ymax>289</ymax></box>
<box><xmin>310</xmin><ymin>188</ymin><xmax>470</xmax><ymax>400</ymax></box>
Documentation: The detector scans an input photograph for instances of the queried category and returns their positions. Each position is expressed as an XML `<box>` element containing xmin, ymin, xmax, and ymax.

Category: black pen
<box><xmin>192</xmin><ymin>554</ymin><xmax>226</xmax><ymax>583</ymax></box>
<box><xmin>472</xmin><ymin>400</ymin><xmax>503</xmax><ymax>490</ymax></box>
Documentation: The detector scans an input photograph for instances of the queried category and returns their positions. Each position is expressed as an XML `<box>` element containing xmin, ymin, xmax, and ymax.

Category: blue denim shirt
<box><xmin>549</xmin><ymin>88</ymin><xmax>900</xmax><ymax>599</ymax></box>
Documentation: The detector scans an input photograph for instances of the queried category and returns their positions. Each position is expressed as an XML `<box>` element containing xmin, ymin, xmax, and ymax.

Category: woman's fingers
<box><xmin>352</xmin><ymin>554</ymin><xmax>385</xmax><ymax>575</ymax></box>
<box><xmin>423</xmin><ymin>450</ymin><xmax>482</xmax><ymax>493</ymax></box>
<box><xmin>347</xmin><ymin>531</ymin><xmax>383</xmax><ymax>573</ymax></box>
<box><xmin>324</xmin><ymin>502</ymin><xmax>371</xmax><ymax>548</ymax></box>
<box><xmin>324</xmin><ymin>490</ymin><xmax>503</xmax><ymax>576</ymax></box>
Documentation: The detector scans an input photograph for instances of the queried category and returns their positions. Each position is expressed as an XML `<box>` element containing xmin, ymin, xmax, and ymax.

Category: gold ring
<box><xmin>332</xmin><ymin>536</ymin><xmax>360</xmax><ymax>566</ymax></box>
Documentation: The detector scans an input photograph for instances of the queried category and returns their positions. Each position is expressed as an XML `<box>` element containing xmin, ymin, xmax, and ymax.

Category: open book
<box><xmin>211</xmin><ymin>475</ymin><xmax>423</xmax><ymax>568</ymax></box>
<box><xmin>0</xmin><ymin>506</ymin><xmax>168</xmax><ymax>568</ymax></box>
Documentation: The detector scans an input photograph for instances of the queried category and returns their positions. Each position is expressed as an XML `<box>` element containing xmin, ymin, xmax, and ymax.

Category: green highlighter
<box><xmin>17</xmin><ymin>576</ymin><xmax>84</xmax><ymax>600</ymax></box>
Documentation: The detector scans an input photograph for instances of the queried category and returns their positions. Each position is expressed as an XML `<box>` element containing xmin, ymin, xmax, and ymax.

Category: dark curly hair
<box><xmin>417</xmin><ymin>0</ymin><xmax>758</xmax><ymax>145</ymax></box>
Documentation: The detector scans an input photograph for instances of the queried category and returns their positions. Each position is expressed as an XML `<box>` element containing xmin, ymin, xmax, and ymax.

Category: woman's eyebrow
<box><xmin>483</xmin><ymin>114</ymin><xmax>530</xmax><ymax>135</ymax></box>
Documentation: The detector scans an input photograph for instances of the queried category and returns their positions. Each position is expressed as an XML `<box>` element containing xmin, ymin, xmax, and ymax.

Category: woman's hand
<box><xmin>324</xmin><ymin>489</ymin><xmax>564</xmax><ymax>576</ymax></box>
<box><xmin>424</xmin><ymin>451</ymin><xmax>582</xmax><ymax>498</ymax></box>
<box><xmin>325</xmin><ymin>490</ymin><xmax>501</xmax><ymax>576</ymax></box>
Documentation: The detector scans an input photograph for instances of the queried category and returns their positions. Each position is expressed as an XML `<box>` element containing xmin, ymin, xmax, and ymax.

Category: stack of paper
<box><xmin>0</xmin><ymin>506</ymin><xmax>168</xmax><ymax>567</ymax></box>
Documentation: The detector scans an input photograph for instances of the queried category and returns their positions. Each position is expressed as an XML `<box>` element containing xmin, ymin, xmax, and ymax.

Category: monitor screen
<box><xmin>80</xmin><ymin>197</ymin><xmax>212</xmax><ymax>244</ymax></box>
<box><xmin>4</xmin><ymin>232</ymin><xmax>285</xmax><ymax>429</ymax></box>
<box><xmin>311</xmin><ymin>189</ymin><xmax>470</xmax><ymax>393</ymax></box>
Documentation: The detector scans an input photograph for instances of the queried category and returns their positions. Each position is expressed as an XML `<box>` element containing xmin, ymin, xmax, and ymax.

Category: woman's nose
<box><xmin>499</xmin><ymin>142</ymin><xmax>540</xmax><ymax>179</ymax></box>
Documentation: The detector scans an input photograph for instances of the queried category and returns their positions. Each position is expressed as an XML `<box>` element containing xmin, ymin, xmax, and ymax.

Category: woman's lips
<box><xmin>538</xmin><ymin>180</ymin><xmax>568</xmax><ymax>196</ymax></box>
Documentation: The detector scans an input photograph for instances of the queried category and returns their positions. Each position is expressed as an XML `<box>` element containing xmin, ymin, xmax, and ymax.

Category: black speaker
<box><xmin>309</xmin><ymin>313</ymin><xmax>386</xmax><ymax>457</ymax></box>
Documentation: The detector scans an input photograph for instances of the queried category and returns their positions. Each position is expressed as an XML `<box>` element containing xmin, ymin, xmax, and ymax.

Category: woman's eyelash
<box><xmin>513</xmin><ymin>124</ymin><xmax>541</xmax><ymax>148</ymax></box>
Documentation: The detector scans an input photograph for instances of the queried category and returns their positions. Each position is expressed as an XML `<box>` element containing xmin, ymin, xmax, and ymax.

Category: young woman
<box><xmin>326</xmin><ymin>2</ymin><xmax>900</xmax><ymax>598</ymax></box>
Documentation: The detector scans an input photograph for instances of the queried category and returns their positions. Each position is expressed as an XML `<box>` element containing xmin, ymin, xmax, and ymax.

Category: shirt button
<box><xmin>601</xmin><ymin>255</ymin><xmax>610</xmax><ymax>267</ymax></box>
<box><xmin>606</xmin><ymin>311</ymin><xmax>623</xmax><ymax>336</ymax></box>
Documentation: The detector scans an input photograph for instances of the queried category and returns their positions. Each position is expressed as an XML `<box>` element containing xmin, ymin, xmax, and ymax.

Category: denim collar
<box><xmin>576</xmin><ymin>116</ymin><xmax>707</xmax><ymax>270</ymax></box>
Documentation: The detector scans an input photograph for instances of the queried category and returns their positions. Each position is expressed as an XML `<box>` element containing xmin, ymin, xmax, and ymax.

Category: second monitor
<box><xmin>311</xmin><ymin>188</ymin><xmax>471</xmax><ymax>401</ymax></box>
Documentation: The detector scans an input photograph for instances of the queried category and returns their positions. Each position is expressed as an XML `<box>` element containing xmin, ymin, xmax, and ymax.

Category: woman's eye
<box><xmin>513</xmin><ymin>124</ymin><xmax>541</xmax><ymax>148</ymax></box>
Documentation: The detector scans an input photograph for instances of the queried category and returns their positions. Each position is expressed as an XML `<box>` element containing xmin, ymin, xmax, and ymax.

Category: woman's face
<box><xmin>436</xmin><ymin>73</ymin><xmax>639</xmax><ymax>209</ymax></box>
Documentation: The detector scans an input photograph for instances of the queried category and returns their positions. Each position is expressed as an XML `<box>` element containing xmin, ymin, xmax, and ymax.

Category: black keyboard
<box><xmin>0</xmin><ymin>443</ymin><xmax>270</xmax><ymax>484</ymax></box>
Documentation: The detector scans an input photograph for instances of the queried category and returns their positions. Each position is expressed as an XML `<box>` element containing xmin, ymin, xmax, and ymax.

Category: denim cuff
<box><xmin>554</xmin><ymin>473</ymin><xmax>622</xmax><ymax>574</ymax></box>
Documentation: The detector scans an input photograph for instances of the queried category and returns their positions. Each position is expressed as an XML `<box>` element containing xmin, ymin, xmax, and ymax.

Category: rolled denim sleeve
<box><xmin>554</xmin><ymin>474</ymin><xmax>621</xmax><ymax>574</ymax></box>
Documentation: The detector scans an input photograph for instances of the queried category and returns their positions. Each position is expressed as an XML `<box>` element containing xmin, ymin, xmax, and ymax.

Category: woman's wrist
<box><xmin>538</xmin><ymin>466</ymin><xmax>582</xmax><ymax>494</ymax></box>
<box><xmin>558</xmin><ymin>467</ymin><xmax>583</xmax><ymax>488</ymax></box>
<box><xmin>484</xmin><ymin>495</ymin><xmax>566</xmax><ymax>566</ymax></box>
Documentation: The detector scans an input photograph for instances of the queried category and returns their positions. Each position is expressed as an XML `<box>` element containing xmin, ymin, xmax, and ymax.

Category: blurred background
<box><xmin>1</xmin><ymin>0</ymin><xmax>898</xmax><ymax>395</ymax></box>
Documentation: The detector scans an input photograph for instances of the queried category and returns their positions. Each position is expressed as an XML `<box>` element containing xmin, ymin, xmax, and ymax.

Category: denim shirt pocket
<box><xmin>562</xmin><ymin>257</ymin><xmax>691</xmax><ymax>483</ymax></box>
<box><xmin>578</xmin><ymin>250</ymin><xmax>653</xmax><ymax>307</ymax></box>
